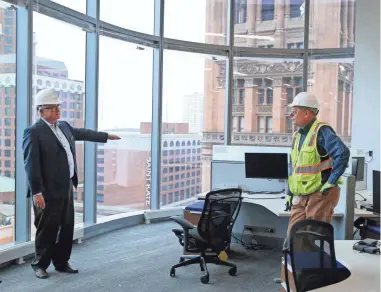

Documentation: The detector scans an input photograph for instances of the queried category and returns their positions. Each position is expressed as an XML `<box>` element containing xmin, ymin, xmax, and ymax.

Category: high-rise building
<box><xmin>182</xmin><ymin>93</ymin><xmax>204</xmax><ymax>133</ymax></box>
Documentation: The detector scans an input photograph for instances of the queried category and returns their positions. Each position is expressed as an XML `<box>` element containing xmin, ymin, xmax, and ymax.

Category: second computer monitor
<box><xmin>245</xmin><ymin>152</ymin><xmax>289</xmax><ymax>180</ymax></box>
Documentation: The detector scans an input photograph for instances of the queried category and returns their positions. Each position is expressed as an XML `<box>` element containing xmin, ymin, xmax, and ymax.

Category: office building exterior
<box><xmin>182</xmin><ymin>92</ymin><xmax>204</xmax><ymax>133</ymax></box>
<box><xmin>201</xmin><ymin>0</ymin><xmax>354</xmax><ymax>191</ymax></box>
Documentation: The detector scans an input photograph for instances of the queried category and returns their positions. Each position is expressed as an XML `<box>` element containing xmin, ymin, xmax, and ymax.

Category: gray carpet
<box><xmin>0</xmin><ymin>222</ymin><xmax>282</xmax><ymax>292</ymax></box>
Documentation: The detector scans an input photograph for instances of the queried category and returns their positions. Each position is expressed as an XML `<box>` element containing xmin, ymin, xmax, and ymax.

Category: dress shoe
<box><xmin>55</xmin><ymin>263</ymin><xmax>79</xmax><ymax>274</ymax></box>
<box><xmin>34</xmin><ymin>268</ymin><xmax>49</xmax><ymax>279</ymax></box>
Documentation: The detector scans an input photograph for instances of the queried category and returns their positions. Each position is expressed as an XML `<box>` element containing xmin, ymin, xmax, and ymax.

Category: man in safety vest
<box><xmin>285</xmin><ymin>92</ymin><xmax>350</xmax><ymax>232</ymax></box>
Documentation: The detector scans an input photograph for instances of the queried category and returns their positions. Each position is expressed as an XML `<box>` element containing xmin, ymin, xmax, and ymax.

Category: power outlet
<box><xmin>218</xmin><ymin>183</ymin><xmax>239</xmax><ymax>189</ymax></box>
<box><xmin>356</xmin><ymin>148</ymin><xmax>366</xmax><ymax>156</ymax></box>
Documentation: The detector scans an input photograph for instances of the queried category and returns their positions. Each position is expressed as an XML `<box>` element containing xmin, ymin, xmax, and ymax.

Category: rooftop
<box><xmin>0</xmin><ymin>54</ymin><xmax>67</xmax><ymax>72</ymax></box>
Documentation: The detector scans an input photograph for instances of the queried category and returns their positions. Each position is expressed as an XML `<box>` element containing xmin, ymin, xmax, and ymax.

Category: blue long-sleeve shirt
<box><xmin>291</xmin><ymin>118</ymin><xmax>350</xmax><ymax>191</ymax></box>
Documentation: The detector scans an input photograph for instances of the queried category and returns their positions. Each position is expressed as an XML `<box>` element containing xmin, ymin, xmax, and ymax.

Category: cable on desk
<box><xmin>231</xmin><ymin>227</ymin><xmax>272</xmax><ymax>251</ymax></box>
<box><xmin>355</xmin><ymin>192</ymin><xmax>367</xmax><ymax>201</ymax></box>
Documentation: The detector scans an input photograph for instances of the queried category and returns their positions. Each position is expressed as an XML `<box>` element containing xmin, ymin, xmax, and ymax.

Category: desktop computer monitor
<box><xmin>372</xmin><ymin>170</ymin><xmax>380</xmax><ymax>214</ymax></box>
<box><xmin>352</xmin><ymin>157</ymin><xmax>365</xmax><ymax>181</ymax></box>
<box><xmin>244</xmin><ymin>153</ymin><xmax>288</xmax><ymax>180</ymax></box>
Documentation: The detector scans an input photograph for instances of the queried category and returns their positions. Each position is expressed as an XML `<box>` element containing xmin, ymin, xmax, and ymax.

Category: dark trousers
<box><xmin>32</xmin><ymin>181</ymin><xmax>74</xmax><ymax>270</ymax></box>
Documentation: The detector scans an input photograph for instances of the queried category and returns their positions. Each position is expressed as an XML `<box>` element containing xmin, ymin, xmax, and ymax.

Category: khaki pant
<box><xmin>287</xmin><ymin>187</ymin><xmax>340</xmax><ymax>233</ymax></box>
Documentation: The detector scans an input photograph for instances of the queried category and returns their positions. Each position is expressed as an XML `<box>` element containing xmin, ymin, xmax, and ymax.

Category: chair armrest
<box><xmin>170</xmin><ymin>216</ymin><xmax>195</xmax><ymax>230</ymax></box>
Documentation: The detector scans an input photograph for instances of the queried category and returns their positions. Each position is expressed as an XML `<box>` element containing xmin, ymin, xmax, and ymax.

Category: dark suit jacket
<box><xmin>22</xmin><ymin>119</ymin><xmax>108</xmax><ymax>200</ymax></box>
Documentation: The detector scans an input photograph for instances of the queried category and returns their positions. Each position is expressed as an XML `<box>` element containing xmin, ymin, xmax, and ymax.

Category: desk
<box><xmin>197</xmin><ymin>192</ymin><xmax>344</xmax><ymax>218</ymax></box>
<box><xmin>355</xmin><ymin>190</ymin><xmax>379</xmax><ymax>218</ymax></box>
<box><xmin>196</xmin><ymin>191</ymin><xmax>347</xmax><ymax>248</ymax></box>
<box><xmin>312</xmin><ymin>240</ymin><xmax>380</xmax><ymax>292</ymax></box>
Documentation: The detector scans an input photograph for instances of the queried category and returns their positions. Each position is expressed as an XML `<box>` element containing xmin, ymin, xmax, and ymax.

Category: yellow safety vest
<box><xmin>288</xmin><ymin>120</ymin><xmax>342</xmax><ymax>195</ymax></box>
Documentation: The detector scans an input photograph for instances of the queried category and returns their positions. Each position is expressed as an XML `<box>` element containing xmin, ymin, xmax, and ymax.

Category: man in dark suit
<box><xmin>23</xmin><ymin>88</ymin><xmax>120</xmax><ymax>279</ymax></box>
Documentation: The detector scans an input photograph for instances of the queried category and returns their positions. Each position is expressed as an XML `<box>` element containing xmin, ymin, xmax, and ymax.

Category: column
<box><xmin>347</xmin><ymin>0</ymin><xmax>355</xmax><ymax>47</ymax></box>
<box><xmin>244</xmin><ymin>79</ymin><xmax>259</xmax><ymax>132</ymax></box>
<box><xmin>256</xmin><ymin>0</ymin><xmax>262</xmax><ymax>23</ymax></box>
<box><xmin>15</xmin><ymin>4</ymin><xmax>33</xmax><ymax>242</ymax></box>
<box><xmin>274</xmin><ymin>0</ymin><xmax>286</xmax><ymax>48</ymax></box>
<box><xmin>246</xmin><ymin>0</ymin><xmax>258</xmax><ymax>47</ymax></box>
<box><xmin>271</xmin><ymin>77</ymin><xmax>286</xmax><ymax>133</ymax></box>
<box><xmin>151</xmin><ymin>0</ymin><xmax>165</xmax><ymax>210</ymax></box>
<box><xmin>341</xmin><ymin>0</ymin><xmax>348</xmax><ymax>47</ymax></box>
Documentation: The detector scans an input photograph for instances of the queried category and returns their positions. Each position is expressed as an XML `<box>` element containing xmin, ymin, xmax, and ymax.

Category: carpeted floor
<box><xmin>0</xmin><ymin>221</ymin><xmax>283</xmax><ymax>292</ymax></box>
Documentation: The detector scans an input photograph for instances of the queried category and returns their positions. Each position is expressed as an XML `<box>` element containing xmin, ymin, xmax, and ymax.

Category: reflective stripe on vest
<box><xmin>308</xmin><ymin>122</ymin><xmax>326</xmax><ymax>147</ymax></box>
<box><xmin>290</xmin><ymin>158</ymin><xmax>333</xmax><ymax>174</ymax></box>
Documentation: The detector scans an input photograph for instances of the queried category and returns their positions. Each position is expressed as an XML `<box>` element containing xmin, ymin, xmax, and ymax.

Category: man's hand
<box><xmin>285</xmin><ymin>194</ymin><xmax>293</xmax><ymax>211</ymax></box>
<box><xmin>108</xmin><ymin>134</ymin><xmax>121</xmax><ymax>140</ymax></box>
<box><xmin>320</xmin><ymin>182</ymin><xmax>335</xmax><ymax>196</ymax></box>
<box><xmin>33</xmin><ymin>193</ymin><xmax>45</xmax><ymax>209</ymax></box>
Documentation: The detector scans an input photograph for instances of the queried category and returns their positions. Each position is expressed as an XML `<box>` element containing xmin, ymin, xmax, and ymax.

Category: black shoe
<box><xmin>55</xmin><ymin>263</ymin><xmax>78</xmax><ymax>274</ymax></box>
<box><xmin>34</xmin><ymin>268</ymin><xmax>49</xmax><ymax>279</ymax></box>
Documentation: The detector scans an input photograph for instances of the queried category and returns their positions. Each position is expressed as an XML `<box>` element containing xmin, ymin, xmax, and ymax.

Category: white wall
<box><xmin>351</xmin><ymin>0</ymin><xmax>381</xmax><ymax>190</ymax></box>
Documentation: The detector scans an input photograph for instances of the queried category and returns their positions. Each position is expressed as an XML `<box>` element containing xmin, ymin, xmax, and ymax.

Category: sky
<box><xmin>33</xmin><ymin>0</ymin><xmax>209</xmax><ymax>129</ymax></box>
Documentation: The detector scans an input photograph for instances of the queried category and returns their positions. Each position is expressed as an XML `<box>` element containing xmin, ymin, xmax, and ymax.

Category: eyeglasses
<box><xmin>289</xmin><ymin>108</ymin><xmax>307</xmax><ymax>117</ymax></box>
<box><xmin>41</xmin><ymin>105</ymin><xmax>61</xmax><ymax>111</ymax></box>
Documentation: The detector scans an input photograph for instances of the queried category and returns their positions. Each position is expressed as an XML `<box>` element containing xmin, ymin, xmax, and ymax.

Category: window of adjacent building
<box><xmin>286</xmin><ymin>117</ymin><xmax>293</xmax><ymax>133</ymax></box>
<box><xmin>287</xmin><ymin>42</ymin><xmax>304</xmax><ymax>49</ymax></box>
<box><xmin>4</xmin><ymin>27</ymin><xmax>12</xmax><ymax>35</ymax></box>
<box><xmin>96</xmin><ymin>194</ymin><xmax>104</xmax><ymax>203</ymax></box>
<box><xmin>235</xmin><ymin>0</ymin><xmax>247</xmax><ymax>24</ymax></box>
<box><xmin>256</xmin><ymin>78</ymin><xmax>273</xmax><ymax>104</ymax></box>
<box><xmin>258</xmin><ymin>116</ymin><xmax>265</xmax><ymax>133</ymax></box>
<box><xmin>284</xmin><ymin>76</ymin><xmax>303</xmax><ymax>104</ymax></box>
<box><xmin>5</xmin><ymin>108</ymin><xmax>13</xmax><ymax>116</ymax></box>
<box><xmin>5</xmin><ymin>160</ymin><xmax>11</xmax><ymax>168</ymax></box>
<box><xmin>239</xmin><ymin>88</ymin><xmax>245</xmax><ymax>104</ymax></box>
<box><xmin>232</xmin><ymin>116</ymin><xmax>238</xmax><ymax>132</ymax></box>
<box><xmin>162</xmin><ymin>195</ymin><xmax>167</xmax><ymax>206</ymax></box>
<box><xmin>5</xmin><ymin>9</ymin><xmax>13</xmax><ymax>16</ymax></box>
<box><xmin>5</xmin><ymin>129</ymin><xmax>12</xmax><ymax>136</ymax></box>
<box><xmin>239</xmin><ymin>117</ymin><xmax>245</xmax><ymax>132</ymax></box>
<box><xmin>5</xmin><ymin>139</ymin><xmax>11</xmax><ymax>147</ymax></box>
<box><xmin>290</xmin><ymin>0</ymin><xmax>304</xmax><ymax>18</ymax></box>
<box><xmin>5</xmin><ymin>17</ymin><xmax>13</xmax><ymax>25</ymax></box>
<box><xmin>261</xmin><ymin>0</ymin><xmax>275</xmax><ymax>21</ymax></box>
<box><xmin>266</xmin><ymin>117</ymin><xmax>273</xmax><ymax>133</ymax></box>
<box><xmin>258</xmin><ymin>45</ymin><xmax>274</xmax><ymax>48</ymax></box>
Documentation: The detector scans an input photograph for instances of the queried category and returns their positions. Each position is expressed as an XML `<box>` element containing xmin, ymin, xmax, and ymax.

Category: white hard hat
<box><xmin>35</xmin><ymin>88</ymin><xmax>61</xmax><ymax>107</ymax></box>
<box><xmin>288</xmin><ymin>92</ymin><xmax>320</xmax><ymax>110</ymax></box>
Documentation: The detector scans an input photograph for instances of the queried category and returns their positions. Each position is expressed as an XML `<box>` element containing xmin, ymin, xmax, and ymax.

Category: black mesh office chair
<box><xmin>170</xmin><ymin>188</ymin><xmax>243</xmax><ymax>284</ymax></box>
<box><xmin>282</xmin><ymin>219</ymin><xmax>350</xmax><ymax>292</ymax></box>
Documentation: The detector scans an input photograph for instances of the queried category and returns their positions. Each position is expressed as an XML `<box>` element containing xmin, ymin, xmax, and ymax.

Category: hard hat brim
<box><xmin>36</xmin><ymin>101</ymin><xmax>62</xmax><ymax>107</ymax></box>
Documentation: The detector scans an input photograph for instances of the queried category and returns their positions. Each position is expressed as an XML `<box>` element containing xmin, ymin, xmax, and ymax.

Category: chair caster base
<box><xmin>200</xmin><ymin>274</ymin><xmax>209</xmax><ymax>284</ymax></box>
<box><xmin>229</xmin><ymin>266</ymin><xmax>237</xmax><ymax>276</ymax></box>
<box><xmin>170</xmin><ymin>268</ymin><xmax>175</xmax><ymax>277</ymax></box>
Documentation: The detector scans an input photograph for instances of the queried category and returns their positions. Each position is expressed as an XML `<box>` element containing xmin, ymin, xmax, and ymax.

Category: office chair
<box><xmin>282</xmin><ymin>219</ymin><xmax>350</xmax><ymax>292</ymax></box>
<box><xmin>169</xmin><ymin>188</ymin><xmax>243</xmax><ymax>284</ymax></box>
<box><xmin>354</xmin><ymin>217</ymin><xmax>381</xmax><ymax>240</ymax></box>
